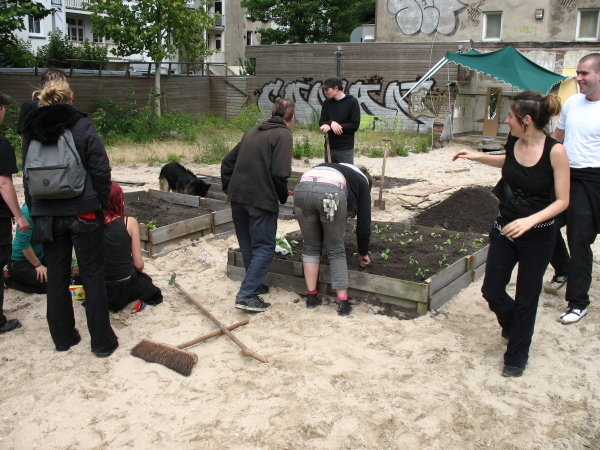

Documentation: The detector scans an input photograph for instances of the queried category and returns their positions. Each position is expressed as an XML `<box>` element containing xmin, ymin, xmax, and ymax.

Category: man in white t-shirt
<box><xmin>548</xmin><ymin>53</ymin><xmax>600</xmax><ymax>324</ymax></box>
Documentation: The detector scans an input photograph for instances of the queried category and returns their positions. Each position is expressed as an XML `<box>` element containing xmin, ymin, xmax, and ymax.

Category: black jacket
<box><xmin>22</xmin><ymin>103</ymin><xmax>111</xmax><ymax>216</ymax></box>
<box><xmin>221</xmin><ymin>117</ymin><xmax>293</xmax><ymax>213</ymax></box>
<box><xmin>319</xmin><ymin>95</ymin><xmax>361</xmax><ymax>151</ymax></box>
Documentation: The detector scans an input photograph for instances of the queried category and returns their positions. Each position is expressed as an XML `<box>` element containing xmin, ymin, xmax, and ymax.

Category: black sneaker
<box><xmin>306</xmin><ymin>292</ymin><xmax>322</xmax><ymax>309</ymax></box>
<box><xmin>337</xmin><ymin>300</ymin><xmax>352</xmax><ymax>316</ymax></box>
<box><xmin>235</xmin><ymin>295</ymin><xmax>271</xmax><ymax>312</ymax></box>
<box><xmin>259</xmin><ymin>284</ymin><xmax>270</xmax><ymax>295</ymax></box>
<box><xmin>0</xmin><ymin>319</ymin><xmax>21</xmax><ymax>334</ymax></box>
<box><xmin>502</xmin><ymin>365</ymin><xmax>525</xmax><ymax>377</ymax></box>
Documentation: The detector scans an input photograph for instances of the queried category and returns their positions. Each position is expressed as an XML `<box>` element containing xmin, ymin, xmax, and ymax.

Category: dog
<box><xmin>158</xmin><ymin>162</ymin><xmax>211</xmax><ymax>197</ymax></box>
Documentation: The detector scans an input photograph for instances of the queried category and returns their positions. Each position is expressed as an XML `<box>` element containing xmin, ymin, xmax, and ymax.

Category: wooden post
<box><xmin>374</xmin><ymin>139</ymin><xmax>391</xmax><ymax>210</ymax></box>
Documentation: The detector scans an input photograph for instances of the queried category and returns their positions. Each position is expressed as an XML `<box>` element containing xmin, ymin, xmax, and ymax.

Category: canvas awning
<box><xmin>401</xmin><ymin>46</ymin><xmax>569</xmax><ymax>100</ymax></box>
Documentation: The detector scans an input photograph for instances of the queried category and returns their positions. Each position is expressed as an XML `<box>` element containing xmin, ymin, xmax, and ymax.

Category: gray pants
<box><xmin>294</xmin><ymin>180</ymin><xmax>348</xmax><ymax>290</ymax></box>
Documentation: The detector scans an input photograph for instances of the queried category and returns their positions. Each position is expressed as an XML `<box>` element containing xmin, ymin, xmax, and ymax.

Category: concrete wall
<box><xmin>376</xmin><ymin>0</ymin><xmax>599</xmax><ymax>43</ymax></box>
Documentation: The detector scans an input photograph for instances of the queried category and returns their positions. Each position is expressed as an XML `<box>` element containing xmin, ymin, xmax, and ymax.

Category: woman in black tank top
<box><xmin>103</xmin><ymin>183</ymin><xmax>162</xmax><ymax>313</ymax></box>
<box><xmin>452</xmin><ymin>91</ymin><xmax>570</xmax><ymax>377</ymax></box>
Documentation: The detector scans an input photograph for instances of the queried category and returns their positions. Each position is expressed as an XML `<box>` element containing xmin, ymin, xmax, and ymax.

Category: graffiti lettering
<box><xmin>466</xmin><ymin>0</ymin><xmax>485</xmax><ymax>27</ymax></box>
<box><xmin>387</xmin><ymin>0</ymin><xmax>468</xmax><ymax>36</ymax></box>
<box><xmin>514</xmin><ymin>25</ymin><xmax>538</xmax><ymax>35</ymax></box>
<box><xmin>556</xmin><ymin>0</ymin><xmax>576</xmax><ymax>12</ymax></box>
<box><xmin>256</xmin><ymin>78</ymin><xmax>442</xmax><ymax>133</ymax></box>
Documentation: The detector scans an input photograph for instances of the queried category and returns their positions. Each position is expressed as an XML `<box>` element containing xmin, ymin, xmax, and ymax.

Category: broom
<box><xmin>131</xmin><ymin>319</ymin><xmax>249</xmax><ymax>376</ymax></box>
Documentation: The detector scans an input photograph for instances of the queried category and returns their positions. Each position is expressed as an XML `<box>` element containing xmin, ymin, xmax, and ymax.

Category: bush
<box><xmin>36</xmin><ymin>30</ymin><xmax>108</xmax><ymax>69</ymax></box>
<box><xmin>230</xmin><ymin>105</ymin><xmax>262</xmax><ymax>131</ymax></box>
<box><xmin>413</xmin><ymin>139</ymin><xmax>430</xmax><ymax>154</ymax></box>
<box><xmin>393</xmin><ymin>142</ymin><xmax>409</xmax><ymax>157</ymax></box>
<box><xmin>293</xmin><ymin>136</ymin><xmax>321</xmax><ymax>159</ymax></box>
<box><xmin>0</xmin><ymin>37</ymin><xmax>36</xmax><ymax>68</ymax></box>
<box><xmin>366</xmin><ymin>148</ymin><xmax>384</xmax><ymax>158</ymax></box>
<box><xmin>195</xmin><ymin>138</ymin><xmax>230</xmax><ymax>164</ymax></box>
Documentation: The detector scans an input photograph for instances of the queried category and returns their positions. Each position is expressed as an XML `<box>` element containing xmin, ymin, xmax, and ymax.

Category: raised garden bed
<box><xmin>124</xmin><ymin>189</ymin><xmax>234</xmax><ymax>258</ymax></box>
<box><xmin>198</xmin><ymin>173</ymin><xmax>300</xmax><ymax>219</ymax></box>
<box><xmin>227</xmin><ymin>221</ymin><xmax>489</xmax><ymax>316</ymax></box>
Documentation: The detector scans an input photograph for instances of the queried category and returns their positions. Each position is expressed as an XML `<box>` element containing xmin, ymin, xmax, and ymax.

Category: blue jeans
<box><xmin>231</xmin><ymin>202</ymin><xmax>278</xmax><ymax>301</ymax></box>
<box><xmin>43</xmin><ymin>214</ymin><xmax>118</xmax><ymax>353</ymax></box>
<box><xmin>482</xmin><ymin>221</ymin><xmax>555</xmax><ymax>368</ymax></box>
<box><xmin>294</xmin><ymin>180</ymin><xmax>348</xmax><ymax>290</ymax></box>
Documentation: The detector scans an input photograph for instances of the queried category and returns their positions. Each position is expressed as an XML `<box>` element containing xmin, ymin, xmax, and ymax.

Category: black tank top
<box><xmin>104</xmin><ymin>216</ymin><xmax>134</xmax><ymax>281</ymax></box>
<box><xmin>493</xmin><ymin>134</ymin><xmax>558</xmax><ymax>222</ymax></box>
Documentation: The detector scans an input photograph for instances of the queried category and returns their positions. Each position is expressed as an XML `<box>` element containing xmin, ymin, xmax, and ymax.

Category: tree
<box><xmin>0</xmin><ymin>0</ymin><xmax>52</xmax><ymax>36</ymax></box>
<box><xmin>90</xmin><ymin>0</ymin><xmax>216</xmax><ymax>116</ymax></box>
<box><xmin>241</xmin><ymin>0</ymin><xmax>375</xmax><ymax>44</ymax></box>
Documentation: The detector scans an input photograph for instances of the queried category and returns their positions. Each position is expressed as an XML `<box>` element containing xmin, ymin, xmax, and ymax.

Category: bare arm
<box><xmin>22</xmin><ymin>247</ymin><xmax>47</xmax><ymax>282</ymax></box>
<box><xmin>0</xmin><ymin>175</ymin><xmax>29</xmax><ymax>232</ymax></box>
<box><xmin>452</xmin><ymin>149</ymin><xmax>505</xmax><ymax>168</ymax></box>
<box><xmin>127</xmin><ymin>216</ymin><xmax>144</xmax><ymax>272</ymax></box>
<box><xmin>551</xmin><ymin>127</ymin><xmax>565</xmax><ymax>143</ymax></box>
<box><xmin>501</xmin><ymin>143</ymin><xmax>570</xmax><ymax>239</ymax></box>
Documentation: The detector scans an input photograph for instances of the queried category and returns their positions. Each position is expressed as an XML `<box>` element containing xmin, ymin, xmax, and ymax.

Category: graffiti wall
<box><xmin>255</xmin><ymin>77</ymin><xmax>447</xmax><ymax>133</ymax></box>
<box><xmin>387</xmin><ymin>0</ymin><xmax>468</xmax><ymax>36</ymax></box>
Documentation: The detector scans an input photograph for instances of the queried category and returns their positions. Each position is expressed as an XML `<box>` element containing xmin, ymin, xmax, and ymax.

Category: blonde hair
<box><xmin>37</xmin><ymin>78</ymin><xmax>74</xmax><ymax>106</ymax></box>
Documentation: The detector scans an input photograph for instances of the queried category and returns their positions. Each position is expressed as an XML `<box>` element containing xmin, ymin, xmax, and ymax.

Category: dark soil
<box><xmin>280</xmin><ymin>221</ymin><xmax>488</xmax><ymax>281</ymax></box>
<box><xmin>125</xmin><ymin>194</ymin><xmax>212</xmax><ymax>228</ymax></box>
<box><xmin>413</xmin><ymin>186</ymin><xmax>499</xmax><ymax>234</ymax></box>
<box><xmin>373</xmin><ymin>176</ymin><xmax>423</xmax><ymax>189</ymax></box>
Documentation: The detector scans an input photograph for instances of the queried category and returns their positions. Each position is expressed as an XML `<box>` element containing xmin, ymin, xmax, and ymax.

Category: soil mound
<box><xmin>413</xmin><ymin>186</ymin><xmax>498</xmax><ymax>234</ymax></box>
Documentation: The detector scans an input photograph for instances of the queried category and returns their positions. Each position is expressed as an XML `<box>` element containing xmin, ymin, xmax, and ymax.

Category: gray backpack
<box><xmin>25</xmin><ymin>129</ymin><xmax>87</xmax><ymax>199</ymax></box>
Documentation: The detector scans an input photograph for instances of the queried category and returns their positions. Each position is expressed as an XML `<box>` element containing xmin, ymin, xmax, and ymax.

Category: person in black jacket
<box><xmin>294</xmin><ymin>163</ymin><xmax>372</xmax><ymax>316</ymax></box>
<box><xmin>221</xmin><ymin>98</ymin><xmax>295</xmax><ymax>312</ymax></box>
<box><xmin>22</xmin><ymin>78</ymin><xmax>118</xmax><ymax>357</ymax></box>
<box><xmin>0</xmin><ymin>92</ymin><xmax>29</xmax><ymax>334</ymax></box>
<box><xmin>319</xmin><ymin>76</ymin><xmax>361</xmax><ymax>164</ymax></box>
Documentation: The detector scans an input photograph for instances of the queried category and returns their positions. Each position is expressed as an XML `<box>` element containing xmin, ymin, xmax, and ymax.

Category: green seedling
<box><xmin>443</xmin><ymin>238</ymin><xmax>452</xmax><ymax>245</ymax></box>
<box><xmin>430</xmin><ymin>232</ymin><xmax>441</xmax><ymax>238</ymax></box>
<box><xmin>146</xmin><ymin>219</ymin><xmax>157</xmax><ymax>229</ymax></box>
<box><xmin>459</xmin><ymin>243</ymin><xmax>468</xmax><ymax>253</ymax></box>
<box><xmin>415</xmin><ymin>267</ymin><xmax>430</xmax><ymax>278</ymax></box>
<box><xmin>408</xmin><ymin>256</ymin><xmax>418</xmax><ymax>265</ymax></box>
<box><xmin>472</xmin><ymin>238</ymin><xmax>485</xmax><ymax>249</ymax></box>
<box><xmin>438</xmin><ymin>255</ymin><xmax>449</xmax><ymax>267</ymax></box>
<box><xmin>415</xmin><ymin>234</ymin><xmax>423</xmax><ymax>242</ymax></box>
<box><xmin>380</xmin><ymin>248</ymin><xmax>391</xmax><ymax>260</ymax></box>
<box><xmin>434</xmin><ymin>244</ymin><xmax>444</xmax><ymax>250</ymax></box>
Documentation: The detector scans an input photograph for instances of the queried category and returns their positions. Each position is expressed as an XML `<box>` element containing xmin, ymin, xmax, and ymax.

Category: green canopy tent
<box><xmin>401</xmin><ymin>46</ymin><xmax>569</xmax><ymax>100</ymax></box>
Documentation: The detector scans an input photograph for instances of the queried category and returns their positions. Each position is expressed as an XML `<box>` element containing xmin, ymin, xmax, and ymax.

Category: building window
<box><xmin>483</xmin><ymin>12</ymin><xmax>502</xmax><ymax>40</ymax></box>
<box><xmin>93</xmin><ymin>34</ymin><xmax>104</xmax><ymax>44</ymax></box>
<box><xmin>246</xmin><ymin>31</ymin><xmax>252</xmax><ymax>45</ymax></box>
<box><xmin>215</xmin><ymin>33</ymin><xmax>222</xmax><ymax>51</ymax></box>
<box><xmin>67</xmin><ymin>17</ymin><xmax>84</xmax><ymax>42</ymax></box>
<box><xmin>577</xmin><ymin>9</ymin><xmax>599</xmax><ymax>40</ymax></box>
<box><xmin>29</xmin><ymin>15</ymin><xmax>41</xmax><ymax>34</ymax></box>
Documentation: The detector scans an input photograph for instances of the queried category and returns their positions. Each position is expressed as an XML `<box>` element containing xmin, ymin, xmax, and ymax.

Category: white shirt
<box><xmin>557</xmin><ymin>93</ymin><xmax>600</xmax><ymax>168</ymax></box>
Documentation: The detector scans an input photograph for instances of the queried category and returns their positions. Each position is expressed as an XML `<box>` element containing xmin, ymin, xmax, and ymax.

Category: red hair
<box><xmin>104</xmin><ymin>182</ymin><xmax>125</xmax><ymax>225</ymax></box>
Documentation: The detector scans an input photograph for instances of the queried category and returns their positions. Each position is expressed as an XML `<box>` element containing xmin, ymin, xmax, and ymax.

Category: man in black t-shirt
<box><xmin>0</xmin><ymin>92</ymin><xmax>30</xmax><ymax>334</ymax></box>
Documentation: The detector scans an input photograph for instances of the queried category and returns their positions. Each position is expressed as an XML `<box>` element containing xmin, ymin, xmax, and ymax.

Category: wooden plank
<box><xmin>112</xmin><ymin>179</ymin><xmax>146</xmax><ymax>186</ymax></box>
<box><xmin>212</xmin><ymin>208</ymin><xmax>232</xmax><ymax>226</ymax></box>
<box><xmin>429</xmin><ymin>271</ymin><xmax>474</xmax><ymax>311</ymax></box>
<box><xmin>470</xmin><ymin>246</ymin><xmax>489</xmax><ymax>269</ymax></box>
<box><xmin>148</xmin><ymin>228</ymin><xmax>211</xmax><ymax>258</ymax></box>
<box><xmin>147</xmin><ymin>189</ymin><xmax>202</xmax><ymax>207</ymax></box>
<box><xmin>428</xmin><ymin>255</ymin><xmax>470</xmax><ymax>295</ymax></box>
<box><xmin>149</xmin><ymin>214</ymin><xmax>212</xmax><ymax>245</ymax></box>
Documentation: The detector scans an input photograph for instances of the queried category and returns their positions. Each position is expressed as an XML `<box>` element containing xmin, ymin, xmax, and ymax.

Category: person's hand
<box><xmin>15</xmin><ymin>215</ymin><xmax>29</xmax><ymax>232</ymax></box>
<box><xmin>358</xmin><ymin>254</ymin><xmax>370</xmax><ymax>267</ymax></box>
<box><xmin>330</xmin><ymin>121</ymin><xmax>343</xmax><ymax>135</ymax></box>
<box><xmin>320</xmin><ymin>124</ymin><xmax>331</xmax><ymax>133</ymax></box>
<box><xmin>452</xmin><ymin>149</ymin><xmax>476</xmax><ymax>161</ymax></box>
<box><xmin>35</xmin><ymin>265</ymin><xmax>48</xmax><ymax>283</ymax></box>
<box><xmin>501</xmin><ymin>217</ymin><xmax>536</xmax><ymax>240</ymax></box>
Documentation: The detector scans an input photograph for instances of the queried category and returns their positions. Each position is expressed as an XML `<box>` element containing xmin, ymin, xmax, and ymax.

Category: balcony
<box><xmin>65</xmin><ymin>0</ymin><xmax>90</xmax><ymax>11</ymax></box>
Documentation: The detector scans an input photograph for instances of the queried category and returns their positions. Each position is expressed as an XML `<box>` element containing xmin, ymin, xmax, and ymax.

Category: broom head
<box><xmin>131</xmin><ymin>338</ymin><xmax>198</xmax><ymax>376</ymax></box>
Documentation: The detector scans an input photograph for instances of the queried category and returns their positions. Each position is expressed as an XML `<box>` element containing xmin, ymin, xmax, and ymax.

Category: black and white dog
<box><xmin>158</xmin><ymin>162</ymin><xmax>211</xmax><ymax>197</ymax></box>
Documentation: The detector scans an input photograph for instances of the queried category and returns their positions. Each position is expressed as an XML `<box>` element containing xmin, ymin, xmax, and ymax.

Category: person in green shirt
<box><xmin>6</xmin><ymin>204</ymin><xmax>47</xmax><ymax>294</ymax></box>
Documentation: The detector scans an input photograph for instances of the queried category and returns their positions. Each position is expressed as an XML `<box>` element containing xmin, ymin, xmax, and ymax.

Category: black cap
<box><xmin>321</xmin><ymin>76</ymin><xmax>343</xmax><ymax>90</ymax></box>
<box><xmin>0</xmin><ymin>92</ymin><xmax>12</xmax><ymax>106</ymax></box>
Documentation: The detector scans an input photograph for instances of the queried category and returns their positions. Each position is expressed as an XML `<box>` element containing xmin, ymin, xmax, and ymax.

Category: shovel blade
<box><xmin>374</xmin><ymin>200</ymin><xmax>386</xmax><ymax>210</ymax></box>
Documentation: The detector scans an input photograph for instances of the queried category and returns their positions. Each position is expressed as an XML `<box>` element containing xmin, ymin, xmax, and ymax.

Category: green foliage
<box><xmin>196</xmin><ymin>138</ymin><xmax>230</xmax><ymax>164</ymax></box>
<box><xmin>0</xmin><ymin>103</ymin><xmax>22</xmax><ymax>170</ymax></box>
<box><xmin>0</xmin><ymin>36</ymin><xmax>36</xmax><ymax>68</ymax></box>
<box><xmin>230</xmin><ymin>105</ymin><xmax>263</xmax><ymax>131</ymax></box>
<box><xmin>413</xmin><ymin>139</ymin><xmax>430</xmax><ymax>154</ymax></box>
<box><xmin>0</xmin><ymin>0</ymin><xmax>52</xmax><ymax>35</ymax></box>
<box><xmin>366</xmin><ymin>147</ymin><xmax>384</xmax><ymax>158</ymax></box>
<box><xmin>293</xmin><ymin>136</ymin><xmax>321</xmax><ymax>159</ymax></box>
<box><xmin>393</xmin><ymin>141</ymin><xmax>409</xmax><ymax>157</ymax></box>
<box><xmin>236</xmin><ymin>56</ymin><xmax>256</xmax><ymax>76</ymax></box>
<box><xmin>241</xmin><ymin>0</ymin><xmax>376</xmax><ymax>44</ymax></box>
<box><xmin>36</xmin><ymin>30</ymin><xmax>108</xmax><ymax>69</ymax></box>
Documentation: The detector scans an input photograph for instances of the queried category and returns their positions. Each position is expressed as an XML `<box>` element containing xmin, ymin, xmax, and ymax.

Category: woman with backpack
<box><xmin>21</xmin><ymin>78</ymin><xmax>118</xmax><ymax>357</ymax></box>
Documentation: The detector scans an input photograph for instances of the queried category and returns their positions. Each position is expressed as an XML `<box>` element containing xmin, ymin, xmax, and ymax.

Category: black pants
<box><xmin>551</xmin><ymin>180</ymin><xmax>597</xmax><ymax>309</ymax></box>
<box><xmin>7</xmin><ymin>259</ymin><xmax>47</xmax><ymax>294</ymax></box>
<box><xmin>105</xmin><ymin>270</ymin><xmax>163</xmax><ymax>312</ymax></box>
<box><xmin>482</xmin><ymin>222</ymin><xmax>555</xmax><ymax>368</ymax></box>
<box><xmin>43</xmin><ymin>215</ymin><xmax>118</xmax><ymax>353</ymax></box>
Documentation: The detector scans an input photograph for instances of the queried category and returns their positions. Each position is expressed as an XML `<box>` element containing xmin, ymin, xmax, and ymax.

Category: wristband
<box><xmin>34</xmin><ymin>263</ymin><xmax>42</xmax><ymax>268</ymax></box>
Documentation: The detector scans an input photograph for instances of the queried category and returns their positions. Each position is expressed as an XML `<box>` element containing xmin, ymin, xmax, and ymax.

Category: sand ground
<box><xmin>1</xmin><ymin>145</ymin><xmax>599</xmax><ymax>449</ymax></box>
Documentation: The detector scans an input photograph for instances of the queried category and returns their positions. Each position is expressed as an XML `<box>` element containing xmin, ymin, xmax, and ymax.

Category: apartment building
<box><xmin>12</xmin><ymin>0</ymin><xmax>271</xmax><ymax>74</ymax></box>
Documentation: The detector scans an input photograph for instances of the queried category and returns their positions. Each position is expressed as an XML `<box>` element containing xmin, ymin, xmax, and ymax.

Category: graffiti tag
<box><xmin>387</xmin><ymin>0</ymin><xmax>468</xmax><ymax>36</ymax></box>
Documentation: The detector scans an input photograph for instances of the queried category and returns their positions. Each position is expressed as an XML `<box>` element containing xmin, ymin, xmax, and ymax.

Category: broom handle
<box><xmin>174</xmin><ymin>282</ymin><xmax>269</xmax><ymax>363</ymax></box>
<box><xmin>177</xmin><ymin>319</ymin><xmax>249</xmax><ymax>349</ymax></box>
